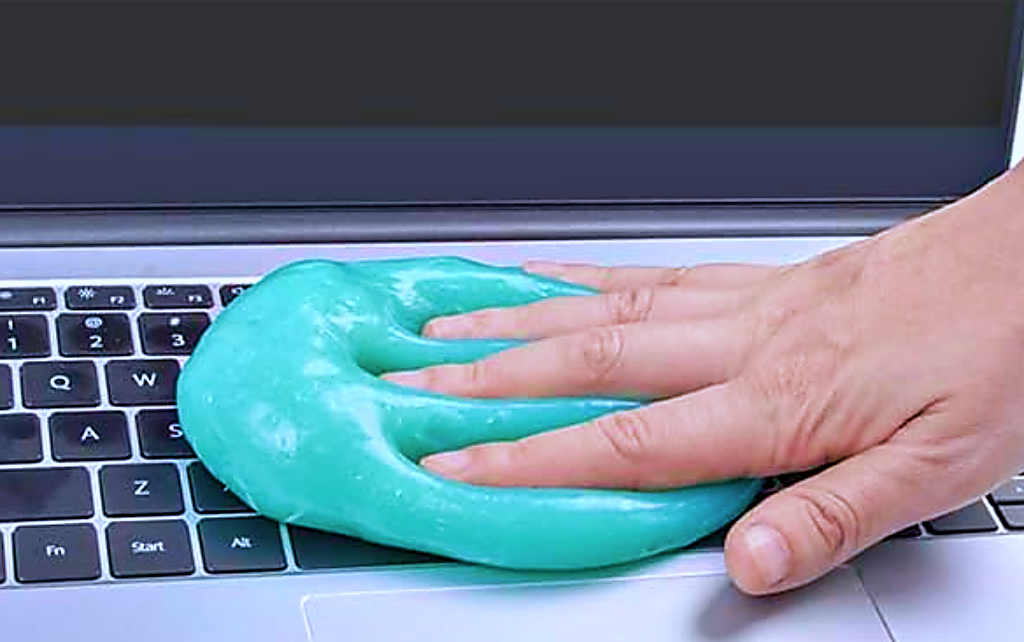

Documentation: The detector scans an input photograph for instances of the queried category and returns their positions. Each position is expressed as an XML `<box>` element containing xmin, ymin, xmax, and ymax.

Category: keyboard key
<box><xmin>887</xmin><ymin>524</ymin><xmax>922</xmax><ymax>539</ymax></box>
<box><xmin>0</xmin><ymin>288</ymin><xmax>56</xmax><ymax>312</ymax></box>
<box><xmin>995</xmin><ymin>504</ymin><xmax>1024</xmax><ymax>529</ymax></box>
<box><xmin>50</xmin><ymin>411</ymin><xmax>131</xmax><ymax>461</ymax></box>
<box><xmin>691</xmin><ymin>528</ymin><xmax>727</xmax><ymax>551</ymax></box>
<box><xmin>0</xmin><ymin>414</ymin><xmax>42</xmax><ymax>463</ymax></box>
<box><xmin>66</xmin><ymin>285</ymin><xmax>136</xmax><ymax>311</ymax></box>
<box><xmin>289</xmin><ymin>526</ymin><xmax>440</xmax><ymax>570</ymax></box>
<box><xmin>1</xmin><ymin>315</ymin><xmax>51</xmax><ymax>359</ymax></box>
<box><xmin>139</xmin><ymin>313</ymin><xmax>209</xmax><ymax>356</ymax></box>
<box><xmin>57</xmin><ymin>314</ymin><xmax>134</xmax><ymax>357</ymax></box>
<box><xmin>101</xmin><ymin>464</ymin><xmax>184</xmax><ymax>517</ymax></box>
<box><xmin>0</xmin><ymin>535</ymin><xmax>5</xmax><ymax>583</ymax></box>
<box><xmin>990</xmin><ymin>479</ymin><xmax>1024</xmax><ymax>505</ymax></box>
<box><xmin>188</xmin><ymin>463</ymin><xmax>250</xmax><ymax>513</ymax></box>
<box><xmin>198</xmin><ymin>517</ymin><xmax>286</xmax><ymax>574</ymax></box>
<box><xmin>1</xmin><ymin>364</ymin><xmax>11</xmax><ymax>409</ymax></box>
<box><xmin>219</xmin><ymin>284</ymin><xmax>251</xmax><ymax>307</ymax></box>
<box><xmin>138</xmin><ymin>409</ymin><xmax>194</xmax><ymax>459</ymax></box>
<box><xmin>106</xmin><ymin>360</ymin><xmax>179</xmax><ymax>406</ymax></box>
<box><xmin>106</xmin><ymin>520</ymin><xmax>195</xmax><ymax>578</ymax></box>
<box><xmin>0</xmin><ymin>467</ymin><xmax>93</xmax><ymax>522</ymax></box>
<box><xmin>924</xmin><ymin>501</ymin><xmax>997</xmax><ymax>534</ymax></box>
<box><xmin>21</xmin><ymin>361</ymin><xmax>100</xmax><ymax>408</ymax></box>
<box><xmin>14</xmin><ymin>524</ymin><xmax>100</xmax><ymax>583</ymax></box>
<box><xmin>143</xmin><ymin>285</ymin><xmax>213</xmax><ymax>310</ymax></box>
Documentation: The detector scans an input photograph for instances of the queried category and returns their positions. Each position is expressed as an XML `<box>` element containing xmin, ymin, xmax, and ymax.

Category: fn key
<box><xmin>14</xmin><ymin>524</ymin><xmax>101</xmax><ymax>583</ymax></box>
<box><xmin>106</xmin><ymin>360</ymin><xmax>179</xmax><ymax>406</ymax></box>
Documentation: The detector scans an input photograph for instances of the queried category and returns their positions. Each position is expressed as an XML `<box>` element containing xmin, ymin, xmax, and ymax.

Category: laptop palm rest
<box><xmin>302</xmin><ymin>566</ymin><xmax>890</xmax><ymax>641</ymax></box>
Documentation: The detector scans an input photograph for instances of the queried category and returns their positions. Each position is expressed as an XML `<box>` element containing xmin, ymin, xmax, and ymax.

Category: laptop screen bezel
<box><xmin>0</xmin><ymin>1</ymin><xmax>1022</xmax><ymax>210</ymax></box>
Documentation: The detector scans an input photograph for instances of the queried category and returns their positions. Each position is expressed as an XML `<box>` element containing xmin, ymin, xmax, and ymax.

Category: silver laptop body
<box><xmin>1</xmin><ymin>3</ymin><xmax>1022</xmax><ymax>641</ymax></box>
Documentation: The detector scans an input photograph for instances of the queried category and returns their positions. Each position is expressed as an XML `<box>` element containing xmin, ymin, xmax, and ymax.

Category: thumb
<box><xmin>724</xmin><ymin>421</ymin><xmax>967</xmax><ymax>595</ymax></box>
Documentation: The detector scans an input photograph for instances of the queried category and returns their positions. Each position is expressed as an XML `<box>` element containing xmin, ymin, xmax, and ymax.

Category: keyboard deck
<box><xmin>1</xmin><ymin>277</ymin><xmax>1022</xmax><ymax>588</ymax></box>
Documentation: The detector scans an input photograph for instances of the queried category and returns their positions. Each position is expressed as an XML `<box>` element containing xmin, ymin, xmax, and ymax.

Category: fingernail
<box><xmin>383</xmin><ymin>370</ymin><xmax>425</xmax><ymax>386</ymax></box>
<box><xmin>424</xmin><ymin>317</ymin><xmax>466</xmax><ymax>338</ymax></box>
<box><xmin>743</xmin><ymin>524</ymin><xmax>791</xmax><ymax>587</ymax></box>
<box><xmin>422</xmin><ymin>450</ymin><xmax>474</xmax><ymax>477</ymax></box>
<box><xmin>523</xmin><ymin>261</ymin><xmax>565</xmax><ymax>277</ymax></box>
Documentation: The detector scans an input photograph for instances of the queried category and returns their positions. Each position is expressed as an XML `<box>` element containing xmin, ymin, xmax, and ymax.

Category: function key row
<box><xmin>0</xmin><ymin>409</ymin><xmax>193</xmax><ymax>464</ymax></box>
<box><xmin>2</xmin><ymin>313</ymin><xmax>209</xmax><ymax>360</ymax></box>
<box><xmin>0</xmin><ymin>283</ymin><xmax>252</xmax><ymax>314</ymax></box>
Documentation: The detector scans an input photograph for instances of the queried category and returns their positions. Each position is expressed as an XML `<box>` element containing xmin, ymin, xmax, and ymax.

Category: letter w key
<box><xmin>105</xmin><ymin>360</ymin><xmax>180</xmax><ymax>406</ymax></box>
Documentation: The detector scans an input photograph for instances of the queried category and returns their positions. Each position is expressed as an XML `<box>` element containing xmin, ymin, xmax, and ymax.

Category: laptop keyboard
<box><xmin>0</xmin><ymin>277</ymin><xmax>1021</xmax><ymax>588</ymax></box>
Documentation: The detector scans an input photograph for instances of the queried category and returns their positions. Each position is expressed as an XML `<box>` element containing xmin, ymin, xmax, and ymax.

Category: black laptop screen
<box><xmin>0</xmin><ymin>1</ymin><xmax>1020</xmax><ymax>206</ymax></box>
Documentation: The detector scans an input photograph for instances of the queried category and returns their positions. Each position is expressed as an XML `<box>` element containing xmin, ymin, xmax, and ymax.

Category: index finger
<box><xmin>420</xmin><ymin>380</ymin><xmax>772</xmax><ymax>490</ymax></box>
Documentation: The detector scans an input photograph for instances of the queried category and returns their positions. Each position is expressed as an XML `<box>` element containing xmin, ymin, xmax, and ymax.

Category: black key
<box><xmin>198</xmin><ymin>517</ymin><xmax>286</xmax><ymax>573</ymax></box>
<box><xmin>996</xmin><ymin>504</ymin><xmax>1024</xmax><ymax>529</ymax></box>
<box><xmin>924</xmin><ymin>501</ymin><xmax>998</xmax><ymax>534</ymax></box>
<box><xmin>50</xmin><ymin>411</ymin><xmax>130</xmax><ymax>461</ymax></box>
<box><xmin>991</xmin><ymin>479</ymin><xmax>1024</xmax><ymax>505</ymax></box>
<box><xmin>0</xmin><ymin>467</ymin><xmax>93</xmax><ymax>522</ymax></box>
<box><xmin>100</xmin><ymin>464</ymin><xmax>184</xmax><ymax>517</ymax></box>
<box><xmin>219</xmin><ymin>284</ymin><xmax>251</xmax><ymax>307</ymax></box>
<box><xmin>107</xmin><ymin>520</ymin><xmax>195</xmax><ymax>578</ymax></box>
<box><xmin>1</xmin><ymin>315</ymin><xmax>50</xmax><ymax>359</ymax></box>
<box><xmin>143</xmin><ymin>285</ymin><xmax>214</xmax><ymax>310</ymax></box>
<box><xmin>188</xmin><ymin>463</ymin><xmax>250</xmax><ymax>513</ymax></box>
<box><xmin>0</xmin><ymin>364</ymin><xmax>11</xmax><ymax>409</ymax></box>
<box><xmin>139</xmin><ymin>313</ymin><xmax>210</xmax><ymax>356</ymax></box>
<box><xmin>691</xmin><ymin>528</ymin><xmax>728</xmax><ymax>551</ymax></box>
<box><xmin>106</xmin><ymin>360</ymin><xmax>179</xmax><ymax>406</ymax></box>
<box><xmin>0</xmin><ymin>535</ymin><xmax>5</xmax><ymax>583</ymax></box>
<box><xmin>290</xmin><ymin>526</ymin><xmax>440</xmax><ymax>570</ymax></box>
<box><xmin>0</xmin><ymin>287</ymin><xmax>56</xmax><ymax>312</ymax></box>
<box><xmin>14</xmin><ymin>524</ymin><xmax>100</xmax><ymax>583</ymax></box>
<box><xmin>21</xmin><ymin>361</ymin><xmax>100</xmax><ymax>408</ymax></box>
<box><xmin>57</xmin><ymin>314</ymin><xmax>133</xmax><ymax>357</ymax></box>
<box><xmin>887</xmin><ymin>525</ymin><xmax>922</xmax><ymax>540</ymax></box>
<box><xmin>66</xmin><ymin>285</ymin><xmax>136</xmax><ymax>311</ymax></box>
<box><xmin>0</xmin><ymin>414</ymin><xmax>42</xmax><ymax>463</ymax></box>
<box><xmin>138</xmin><ymin>409</ymin><xmax>194</xmax><ymax>459</ymax></box>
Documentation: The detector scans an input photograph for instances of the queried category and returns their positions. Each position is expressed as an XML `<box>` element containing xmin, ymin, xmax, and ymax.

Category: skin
<box><xmin>384</xmin><ymin>162</ymin><xmax>1024</xmax><ymax>596</ymax></box>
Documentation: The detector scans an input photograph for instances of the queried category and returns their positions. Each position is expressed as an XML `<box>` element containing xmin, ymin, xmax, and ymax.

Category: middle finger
<box><xmin>423</xmin><ymin>285</ymin><xmax>752</xmax><ymax>340</ymax></box>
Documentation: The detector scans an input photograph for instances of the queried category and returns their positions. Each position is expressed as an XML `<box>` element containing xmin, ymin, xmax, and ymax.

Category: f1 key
<box><xmin>0</xmin><ymin>288</ymin><xmax>56</xmax><ymax>312</ymax></box>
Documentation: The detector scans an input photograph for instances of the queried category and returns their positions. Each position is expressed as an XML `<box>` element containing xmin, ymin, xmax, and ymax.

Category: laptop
<box><xmin>0</xmin><ymin>2</ymin><xmax>1022</xmax><ymax>640</ymax></box>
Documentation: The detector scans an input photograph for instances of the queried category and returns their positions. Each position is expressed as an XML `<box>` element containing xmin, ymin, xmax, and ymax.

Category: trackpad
<box><xmin>303</xmin><ymin>567</ymin><xmax>890</xmax><ymax>641</ymax></box>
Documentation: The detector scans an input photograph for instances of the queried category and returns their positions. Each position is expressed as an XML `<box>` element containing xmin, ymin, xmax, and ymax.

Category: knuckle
<box><xmin>574</xmin><ymin>326</ymin><xmax>627</xmax><ymax>384</ymax></box>
<box><xmin>594</xmin><ymin>411</ymin><xmax>657</xmax><ymax>466</ymax></box>
<box><xmin>742</xmin><ymin>350</ymin><xmax>842</xmax><ymax>471</ymax></box>
<box><xmin>604</xmin><ymin>288</ymin><xmax>656</xmax><ymax>325</ymax></box>
<box><xmin>790</xmin><ymin>487</ymin><xmax>863</xmax><ymax>558</ymax></box>
<box><xmin>455</xmin><ymin>358</ymin><xmax>496</xmax><ymax>392</ymax></box>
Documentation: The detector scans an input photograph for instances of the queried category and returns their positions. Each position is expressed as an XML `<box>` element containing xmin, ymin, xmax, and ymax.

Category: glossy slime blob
<box><xmin>177</xmin><ymin>257</ymin><xmax>762</xmax><ymax>570</ymax></box>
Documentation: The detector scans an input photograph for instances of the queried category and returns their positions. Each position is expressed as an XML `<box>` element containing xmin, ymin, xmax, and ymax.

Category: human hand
<box><xmin>385</xmin><ymin>166</ymin><xmax>1024</xmax><ymax>595</ymax></box>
